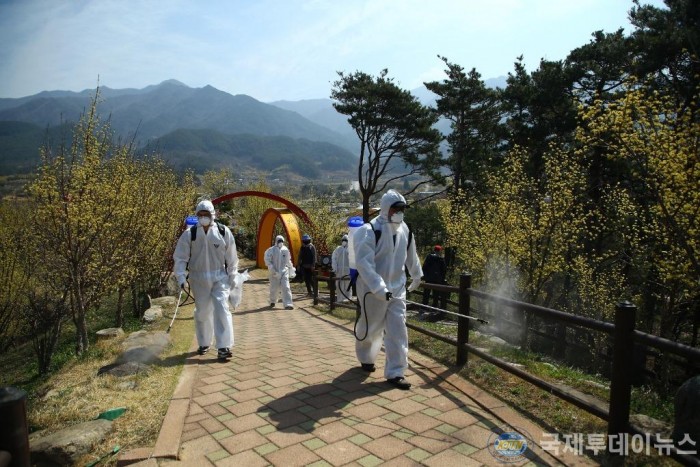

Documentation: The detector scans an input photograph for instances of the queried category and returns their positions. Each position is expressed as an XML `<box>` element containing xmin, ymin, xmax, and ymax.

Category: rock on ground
<box><xmin>142</xmin><ymin>306</ymin><xmax>163</xmax><ymax>323</ymax></box>
<box><xmin>120</xmin><ymin>331</ymin><xmax>170</xmax><ymax>360</ymax></box>
<box><xmin>150</xmin><ymin>296</ymin><xmax>177</xmax><ymax>307</ymax></box>
<box><xmin>97</xmin><ymin>361</ymin><xmax>151</xmax><ymax>377</ymax></box>
<box><xmin>97</xmin><ymin>330</ymin><xmax>172</xmax><ymax>377</ymax></box>
<box><xmin>29</xmin><ymin>419</ymin><xmax>113</xmax><ymax>466</ymax></box>
<box><xmin>96</xmin><ymin>328</ymin><xmax>124</xmax><ymax>340</ymax></box>
<box><xmin>673</xmin><ymin>375</ymin><xmax>700</xmax><ymax>446</ymax></box>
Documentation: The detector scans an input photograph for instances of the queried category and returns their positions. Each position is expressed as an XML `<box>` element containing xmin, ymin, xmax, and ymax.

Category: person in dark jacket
<box><xmin>297</xmin><ymin>234</ymin><xmax>317</xmax><ymax>295</ymax></box>
<box><xmin>421</xmin><ymin>245</ymin><xmax>447</xmax><ymax>320</ymax></box>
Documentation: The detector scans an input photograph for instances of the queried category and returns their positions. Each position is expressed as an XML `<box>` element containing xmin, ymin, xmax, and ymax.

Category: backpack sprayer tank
<box><xmin>347</xmin><ymin>216</ymin><xmax>364</xmax><ymax>288</ymax></box>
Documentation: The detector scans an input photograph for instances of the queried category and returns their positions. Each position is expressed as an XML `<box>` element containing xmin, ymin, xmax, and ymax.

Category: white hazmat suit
<box><xmin>173</xmin><ymin>200</ymin><xmax>238</xmax><ymax>352</ymax></box>
<box><xmin>353</xmin><ymin>190</ymin><xmax>422</xmax><ymax>381</ymax></box>
<box><xmin>331</xmin><ymin>235</ymin><xmax>350</xmax><ymax>301</ymax></box>
<box><xmin>264</xmin><ymin>235</ymin><xmax>294</xmax><ymax>308</ymax></box>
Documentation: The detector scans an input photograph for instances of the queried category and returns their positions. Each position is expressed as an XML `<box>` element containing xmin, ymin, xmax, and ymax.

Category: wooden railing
<box><xmin>313</xmin><ymin>271</ymin><xmax>700</xmax><ymax>465</ymax></box>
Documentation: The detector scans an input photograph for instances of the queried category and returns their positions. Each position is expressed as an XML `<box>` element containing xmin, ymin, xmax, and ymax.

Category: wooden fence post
<box><xmin>457</xmin><ymin>273</ymin><xmax>472</xmax><ymax>365</ymax></box>
<box><xmin>0</xmin><ymin>387</ymin><xmax>30</xmax><ymax>466</ymax></box>
<box><xmin>608</xmin><ymin>300</ymin><xmax>637</xmax><ymax>438</ymax></box>
<box><xmin>329</xmin><ymin>271</ymin><xmax>336</xmax><ymax>310</ymax></box>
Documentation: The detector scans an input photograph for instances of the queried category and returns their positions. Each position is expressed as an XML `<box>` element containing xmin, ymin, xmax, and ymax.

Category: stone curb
<box><xmin>118</xmin><ymin>331</ymin><xmax>199</xmax><ymax>464</ymax></box>
<box><xmin>151</xmin><ymin>335</ymin><xmax>199</xmax><ymax>460</ymax></box>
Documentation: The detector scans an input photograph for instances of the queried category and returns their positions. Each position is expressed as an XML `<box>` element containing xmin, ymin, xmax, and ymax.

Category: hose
<box><xmin>353</xmin><ymin>292</ymin><xmax>372</xmax><ymax>341</ymax></box>
<box><xmin>352</xmin><ymin>292</ymin><xmax>488</xmax><ymax>342</ymax></box>
<box><xmin>180</xmin><ymin>279</ymin><xmax>195</xmax><ymax>305</ymax></box>
<box><xmin>332</xmin><ymin>273</ymin><xmax>368</xmax><ymax>341</ymax></box>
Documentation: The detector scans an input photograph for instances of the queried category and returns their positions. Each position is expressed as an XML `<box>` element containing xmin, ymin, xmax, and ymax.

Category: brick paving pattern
<box><xmin>128</xmin><ymin>270</ymin><xmax>596</xmax><ymax>466</ymax></box>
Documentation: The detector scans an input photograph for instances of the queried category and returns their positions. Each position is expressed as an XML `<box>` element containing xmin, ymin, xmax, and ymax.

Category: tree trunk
<box><xmin>75</xmin><ymin>309</ymin><xmax>89</xmax><ymax>355</ymax></box>
<box><xmin>132</xmin><ymin>284</ymin><xmax>140</xmax><ymax>318</ymax></box>
<box><xmin>362</xmin><ymin>191</ymin><xmax>371</xmax><ymax>223</ymax></box>
<box><xmin>71</xmin><ymin>283</ymin><xmax>89</xmax><ymax>355</ymax></box>
<box><xmin>655</xmin><ymin>290</ymin><xmax>677</xmax><ymax>389</ymax></box>
<box><xmin>553</xmin><ymin>258</ymin><xmax>572</xmax><ymax>357</ymax></box>
<box><xmin>36</xmin><ymin>319</ymin><xmax>63</xmax><ymax>374</ymax></box>
<box><xmin>691</xmin><ymin>302</ymin><xmax>699</xmax><ymax>348</ymax></box>
<box><xmin>115</xmin><ymin>288</ymin><xmax>124</xmax><ymax>328</ymax></box>
<box><xmin>520</xmin><ymin>311</ymin><xmax>530</xmax><ymax>351</ymax></box>
<box><xmin>554</xmin><ymin>323</ymin><xmax>567</xmax><ymax>358</ymax></box>
<box><xmin>641</xmin><ymin>276</ymin><xmax>658</xmax><ymax>334</ymax></box>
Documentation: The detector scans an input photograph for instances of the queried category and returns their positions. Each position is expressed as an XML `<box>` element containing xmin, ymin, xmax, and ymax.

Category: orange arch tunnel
<box><xmin>256</xmin><ymin>208</ymin><xmax>302</xmax><ymax>268</ymax></box>
<box><xmin>212</xmin><ymin>191</ymin><xmax>311</xmax><ymax>269</ymax></box>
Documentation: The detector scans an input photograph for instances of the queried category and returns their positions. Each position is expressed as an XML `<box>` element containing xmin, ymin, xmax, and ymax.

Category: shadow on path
<box><xmin>408</xmin><ymin>360</ymin><xmax>555</xmax><ymax>465</ymax></box>
<box><xmin>257</xmin><ymin>368</ymin><xmax>391</xmax><ymax>434</ymax></box>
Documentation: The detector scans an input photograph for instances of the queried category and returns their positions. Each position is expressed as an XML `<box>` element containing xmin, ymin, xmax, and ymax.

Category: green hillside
<box><xmin>143</xmin><ymin>128</ymin><xmax>356</xmax><ymax>178</ymax></box>
<box><xmin>0</xmin><ymin>121</ymin><xmax>72</xmax><ymax>174</ymax></box>
<box><xmin>0</xmin><ymin>122</ymin><xmax>357</xmax><ymax>179</ymax></box>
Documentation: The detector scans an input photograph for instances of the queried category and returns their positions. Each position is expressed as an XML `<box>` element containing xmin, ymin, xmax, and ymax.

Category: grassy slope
<box><xmin>0</xmin><ymin>293</ymin><xmax>197</xmax><ymax>466</ymax></box>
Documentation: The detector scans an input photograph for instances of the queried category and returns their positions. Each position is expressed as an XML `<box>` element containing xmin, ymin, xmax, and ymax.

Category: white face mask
<box><xmin>277</xmin><ymin>242</ymin><xmax>284</xmax><ymax>248</ymax></box>
<box><xmin>198</xmin><ymin>216</ymin><xmax>212</xmax><ymax>227</ymax></box>
<box><xmin>390</xmin><ymin>212</ymin><xmax>404</xmax><ymax>224</ymax></box>
<box><xmin>341</xmin><ymin>240</ymin><xmax>348</xmax><ymax>247</ymax></box>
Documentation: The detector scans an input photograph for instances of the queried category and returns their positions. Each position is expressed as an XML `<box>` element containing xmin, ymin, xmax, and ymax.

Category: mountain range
<box><xmin>0</xmin><ymin>76</ymin><xmax>507</xmax><ymax>179</ymax></box>
<box><xmin>0</xmin><ymin>80</ymin><xmax>359</xmax><ymax>179</ymax></box>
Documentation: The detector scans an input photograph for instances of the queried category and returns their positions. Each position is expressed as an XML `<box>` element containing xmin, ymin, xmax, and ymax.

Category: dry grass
<box><xmin>0</xmin><ymin>259</ymin><xmax>257</xmax><ymax>465</ymax></box>
<box><xmin>28</xmin><ymin>299</ymin><xmax>196</xmax><ymax>466</ymax></box>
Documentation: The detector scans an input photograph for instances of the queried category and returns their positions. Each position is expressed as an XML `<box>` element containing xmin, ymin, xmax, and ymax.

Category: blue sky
<box><xmin>0</xmin><ymin>0</ymin><xmax>666</xmax><ymax>102</ymax></box>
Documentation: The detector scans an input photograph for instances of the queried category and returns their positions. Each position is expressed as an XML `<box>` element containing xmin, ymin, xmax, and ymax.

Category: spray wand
<box><xmin>402</xmin><ymin>298</ymin><xmax>489</xmax><ymax>324</ymax></box>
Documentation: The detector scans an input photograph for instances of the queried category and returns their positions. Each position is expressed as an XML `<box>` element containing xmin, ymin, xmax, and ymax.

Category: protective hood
<box><xmin>195</xmin><ymin>199</ymin><xmax>216</xmax><ymax>219</ymax></box>
<box><xmin>275</xmin><ymin>235</ymin><xmax>285</xmax><ymax>244</ymax></box>
<box><xmin>379</xmin><ymin>189</ymin><xmax>406</xmax><ymax>221</ymax></box>
<box><xmin>341</xmin><ymin>234</ymin><xmax>348</xmax><ymax>242</ymax></box>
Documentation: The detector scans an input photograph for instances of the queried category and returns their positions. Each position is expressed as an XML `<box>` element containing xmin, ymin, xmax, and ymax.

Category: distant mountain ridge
<box><xmin>268</xmin><ymin>98</ymin><xmax>356</xmax><ymax>143</ymax></box>
<box><xmin>0</xmin><ymin>80</ymin><xmax>353</xmax><ymax>147</ymax></box>
<box><xmin>0</xmin><ymin>80</ymin><xmax>358</xmax><ymax>177</ymax></box>
<box><xmin>266</xmin><ymin>76</ymin><xmax>508</xmax><ymax>143</ymax></box>
<box><xmin>0</xmin><ymin>76</ymin><xmax>508</xmax><ymax>177</ymax></box>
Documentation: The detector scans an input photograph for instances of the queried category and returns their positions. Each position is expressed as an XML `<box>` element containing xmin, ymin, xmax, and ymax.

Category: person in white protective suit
<box><xmin>173</xmin><ymin>200</ymin><xmax>239</xmax><ymax>360</ymax></box>
<box><xmin>264</xmin><ymin>235</ymin><xmax>295</xmax><ymax>310</ymax></box>
<box><xmin>331</xmin><ymin>234</ymin><xmax>350</xmax><ymax>302</ymax></box>
<box><xmin>353</xmin><ymin>190</ymin><xmax>423</xmax><ymax>390</ymax></box>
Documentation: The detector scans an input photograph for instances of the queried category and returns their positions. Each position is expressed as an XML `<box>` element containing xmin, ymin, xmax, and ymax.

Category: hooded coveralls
<box><xmin>353</xmin><ymin>190</ymin><xmax>423</xmax><ymax>379</ymax></box>
<box><xmin>264</xmin><ymin>236</ymin><xmax>294</xmax><ymax>307</ymax></box>
<box><xmin>332</xmin><ymin>237</ymin><xmax>350</xmax><ymax>301</ymax></box>
<box><xmin>173</xmin><ymin>219</ymin><xmax>238</xmax><ymax>349</ymax></box>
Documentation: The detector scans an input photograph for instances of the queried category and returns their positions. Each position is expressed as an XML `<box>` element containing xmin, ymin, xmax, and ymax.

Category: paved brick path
<box><xmin>121</xmin><ymin>270</ymin><xmax>595</xmax><ymax>466</ymax></box>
